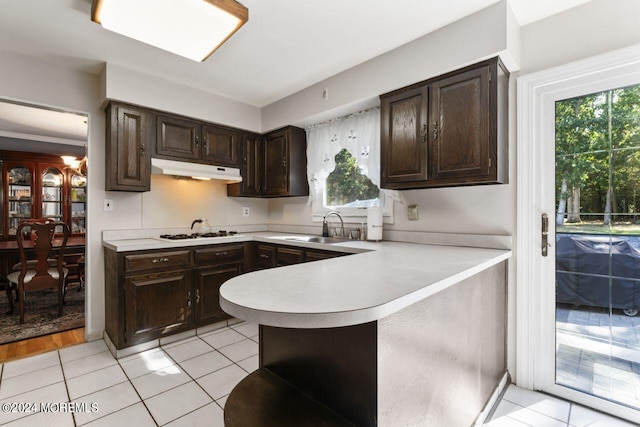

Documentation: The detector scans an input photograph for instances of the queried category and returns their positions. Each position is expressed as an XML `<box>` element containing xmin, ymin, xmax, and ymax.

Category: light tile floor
<box><xmin>0</xmin><ymin>321</ymin><xmax>259</xmax><ymax>426</ymax></box>
<box><xmin>485</xmin><ymin>384</ymin><xmax>639</xmax><ymax>427</ymax></box>
<box><xmin>1</xmin><ymin>320</ymin><xmax>638</xmax><ymax>426</ymax></box>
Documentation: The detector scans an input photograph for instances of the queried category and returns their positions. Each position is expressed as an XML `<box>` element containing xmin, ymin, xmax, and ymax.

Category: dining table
<box><xmin>0</xmin><ymin>235</ymin><xmax>86</xmax><ymax>288</ymax></box>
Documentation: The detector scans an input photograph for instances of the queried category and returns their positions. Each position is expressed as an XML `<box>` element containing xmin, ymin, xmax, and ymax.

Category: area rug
<box><xmin>0</xmin><ymin>283</ymin><xmax>84</xmax><ymax>345</ymax></box>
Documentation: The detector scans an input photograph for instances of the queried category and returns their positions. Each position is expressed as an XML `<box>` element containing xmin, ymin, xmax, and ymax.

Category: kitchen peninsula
<box><xmin>103</xmin><ymin>232</ymin><xmax>510</xmax><ymax>426</ymax></box>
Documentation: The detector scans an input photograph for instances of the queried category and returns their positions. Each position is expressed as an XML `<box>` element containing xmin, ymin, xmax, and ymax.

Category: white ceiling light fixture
<box><xmin>91</xmin><ymin>0</ymin><xmax>248</xmax><ymax>62</ymax></box>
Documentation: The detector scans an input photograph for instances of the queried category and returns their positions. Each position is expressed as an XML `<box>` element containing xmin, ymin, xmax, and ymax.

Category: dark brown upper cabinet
<box><xmin>227</xmin><ymin>132</ymin><xmax>262</xmax><ymax>197</ymax></box>
<box><xmin>105</xmin><ymin>102</ymin><xmax>306</xmax><ymax>197</ymax></box>
<box><xmin>106</xmin><ymin>102</ymin><xmax>151</xmax><ymax>192</ymax></box>
<box><xmin>380</xmin><ymin>57</ymin><xmax>508</xmax><ymax>190</ymax></box>
<box><xmin>381</xmin><ymin>86</ymin><xmax>429</xmax><ymax>184</ymax></box>
<box><xmin>201</xmin><ymin>125</ymin><xmax>239</xmax><ymax>167</ymax></box>
<box><xmin>228</xmin><ymin>126</ymin><xmax>308</xmax><ymax>198</ymax></box>
<box><xmin>262</xmin><ymin>126</ymin><xmax>308</xmax><ymax>198</ymax></box>
<box><xmin>155</xmin><ymin>115</ymin><xmax>201</xmax><ymax>161</ymax></box>
<box><xmin>155</xmin><ymin>115</ymin><xmax>239</xmax><ymax>168</ymax></box>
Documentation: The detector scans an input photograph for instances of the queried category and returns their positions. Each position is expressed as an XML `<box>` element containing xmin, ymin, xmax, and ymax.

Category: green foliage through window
<box><xmin>325</xmin><ymin>149</ymin><xmax>379</xmax><ymax>207</ymax></box>
<box><xmin>555</xmin><ymin>83</ymin><xmax>640</xmax><ymax>232</ymax></box>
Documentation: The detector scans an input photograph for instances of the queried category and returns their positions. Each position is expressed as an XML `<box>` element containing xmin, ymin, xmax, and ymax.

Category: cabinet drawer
<box><xmin>194</xmin><ymin>244</ymin><xmax>244</xmax><ymax>264</ymax></box>
<box><xmin>256</xmin><ymin>245</ymin><xmax>276</xmax><ymax>268</ymax></box>
<box><xmin>125</xmin><ymin>250</ymin><xmax>191</xmax><ymax>273</ymax></box>
<box><xmin>305</xmin><ymin>250</ymin><xmax>342</xmax><ymax>263</ymax></box>
<box><xmin>277</xmin><ymin>247</ymin><xmax>304</xmax><ymax>266</ymax></box>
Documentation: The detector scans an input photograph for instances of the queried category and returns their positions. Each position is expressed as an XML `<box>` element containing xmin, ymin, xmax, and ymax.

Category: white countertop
<box><xmin>220</xmin><ymin>233</ymin><xmax>511</xmax><ymax>328</ymax></box>
<box><xmin>103</xmin><ymin>232</ymin><xmax>511</xmax><ymax>329</ymax></box>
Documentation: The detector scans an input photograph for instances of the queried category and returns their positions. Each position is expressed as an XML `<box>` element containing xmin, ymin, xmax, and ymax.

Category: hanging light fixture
<box><xmin>91</xmin><ymin>0</ymin><xmax>249</xmax><ymax>62</ymax></box>
<box><xmin>61</xmin><ymin>145</ymin><xmax>88</xmax><ymax>177</ymax></box>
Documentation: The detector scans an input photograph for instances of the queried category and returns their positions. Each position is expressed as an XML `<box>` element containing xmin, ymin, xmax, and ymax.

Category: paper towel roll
<box><xmin>367</xmin><ymin>206</ymin><xmax>383</xmax><ymax>241</ymax></box>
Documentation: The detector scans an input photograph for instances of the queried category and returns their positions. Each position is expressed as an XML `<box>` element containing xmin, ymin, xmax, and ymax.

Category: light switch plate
<box><xmin>407</xmin><ymin>204</ymin><xmax>418</xmax><ymax>221</ymax></box>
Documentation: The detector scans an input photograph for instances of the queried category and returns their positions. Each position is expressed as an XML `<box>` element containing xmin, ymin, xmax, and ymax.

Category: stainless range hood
<box><xmin>151</xmin><ymin>158</ymin><xmax>242</xmax><ymax>183</ymax></box>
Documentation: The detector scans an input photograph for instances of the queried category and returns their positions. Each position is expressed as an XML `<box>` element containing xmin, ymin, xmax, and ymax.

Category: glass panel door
<box><xmin>70</xmin><ymin>172</ymin><xmax>86</xmax><ymax>234</ymax></box>
<box><xmin>41</xmin><ymin>167</ymin><xmax>64</xmax><ymax>227</ymax></box>
<box><xmin>555</xmin><ymin>84</ymin><xmax>640</xmax><ymax>409</ymax></box>
<box><xmin>7</xmin><ymin>165</ymin><xmax>32</xmax><ymax>236</ymax></box>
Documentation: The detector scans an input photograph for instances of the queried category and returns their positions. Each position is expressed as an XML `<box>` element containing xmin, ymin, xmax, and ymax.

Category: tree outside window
<box><xmin>325</xmin><ymin>148</ymin><xmax>380</xmax><ymax>208</ymax></box>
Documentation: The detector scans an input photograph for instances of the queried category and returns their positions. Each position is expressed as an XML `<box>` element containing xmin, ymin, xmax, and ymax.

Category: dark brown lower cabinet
<box><xmin>195</xmin><ymin>262</ymin><xmax>243</xmax><ymax>325</ymax></box>
<box><xmin>249</xmin><ymin>242</ymin><xmax>346</xmax><ymax>271</ymax></box>
<box><xmin>276</xmin><ymin>247</ymin><xmax>304</xmax><ymax>266</ymax></box>
<box><xmin>105</xmin><ymin>243</ymin><xmax>244</xmax><ymax>349</ymax></box>
<box><xmin>105</xmin><ymin>241</ymin><xmax>347</xmax><ymax>349</ymax></box>
<box><xmin>124</xmin><ymin>269</ymin><xmax>193</xmax><ymax>346</ymax></box>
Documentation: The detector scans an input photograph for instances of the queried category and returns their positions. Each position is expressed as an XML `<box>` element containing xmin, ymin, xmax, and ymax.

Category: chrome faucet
<box><xmin>322</xmin><ymin>211</ymin><xmax>344</xmax><ymax>237</ymax></box>
<box><xmin>191</xmin><ymin>218</ymin><xmax>203</xmax><ymax>230</ymax></box>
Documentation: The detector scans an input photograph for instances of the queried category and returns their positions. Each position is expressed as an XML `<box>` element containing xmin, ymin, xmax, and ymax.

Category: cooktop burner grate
<box><xmin>158</xmin><ymin>231</ymin><xmax>238</xmax><ymax>240</ymax></box>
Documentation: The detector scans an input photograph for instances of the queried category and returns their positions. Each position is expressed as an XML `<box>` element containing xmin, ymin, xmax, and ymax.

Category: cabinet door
<box><xmin>305</xmin><ymin>249</ymin><xmax>343</xmax><ymax>263</ymax></box>
<box><xmin>276</xmin><ymin>247</ymin><xmax>304</xmax><ymax>266</ymax></box>
<box><xmin>106</xmin><ymin>103</ymin><xmax>151</xmax><ymax>191</ymax></box>
<box><xmin>124</xmin><ymin>269</ymin><xmax>192</xmax><ymax>346</ymax></box>
<box><xmin>3</xmin><ymin>160</ymin><xmax>35</xmax><ymax>238</ymax></box>
<box><xmin>202</xmin><ymin>125</ymin><xmax>239</xmax><ymax>167</ymax></box>
<box><xmin>381</xmin><ymin>86</ymin><xmax>429</xmax><ymax>186</ymax></box>
<box><xmin>256</xmin><ymin>244</ymin><xmax>276</xmax><ymax>269</ymax></box>
<box><xmin>156</xmin><ymin>115</ymin><xmax>201</xmax><ymax>161</ymax></box>
<box><xmin>262</xmin><ymin>130</ymin><xmax>289</xmax><ymax>197</ymax></box>
<box><xmin>38</xmin><ymin>164</ymin><xmax>68</xmax><ymax>233</ymax></box>
<box><xmin>430</xmin><ymin>65</ymin><xmax>491</xmax><ymax>182</ymax></box>
<box><xmin>68</xmin><ymin>172</ymin><xmax>87</xmax><ymax>235</ymax></box>
<box><xmin>231</xmin><ymin>133</ymin><xmax>261</xmax><ymax>196</ymax></box>
<box><xmin>195</xmin><ymin>262</ymin><xmax>243</xmax><ymax>326</ymax></box>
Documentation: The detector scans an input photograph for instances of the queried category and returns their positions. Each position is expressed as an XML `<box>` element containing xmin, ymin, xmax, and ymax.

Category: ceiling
<box><xmin>0</xmin><ymin>0</ymin><xmax>591</xmax><ymax>145</ymax></box>
<box><xmin>0</xmin><ymin>0</ymin><xmax>592</xmax><ymax>110</ymax></box>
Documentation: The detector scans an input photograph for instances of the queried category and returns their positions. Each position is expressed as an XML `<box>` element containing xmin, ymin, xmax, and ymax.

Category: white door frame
<box><xmin>516</xmin><ymin>43</ymin><xmax>640</xmax><ymax>423</ymax></box>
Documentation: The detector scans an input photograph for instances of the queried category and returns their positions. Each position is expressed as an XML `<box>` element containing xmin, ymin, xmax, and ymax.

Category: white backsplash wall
<box><xmin>142</xmin><ymin>175</ymin><xmax>268</xmax><ymax>229</ymax></box>
<box><xmin>267</xmin><ymin>184</ymin><xmax>514</xmax><ymax>237</ymax></box>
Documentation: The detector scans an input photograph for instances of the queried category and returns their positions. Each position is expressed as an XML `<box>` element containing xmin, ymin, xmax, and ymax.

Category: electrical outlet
<box><xmin>104</xmin><ymin>198</ymin><xmax>114</xmax><ymax>211</ymax></box>
<box><xmin>407</xmin><ymin>204</ymin><xmax>418</xmax><ymax>221</ymax></box>
<box><xmin>242</xmin><ymin>206</ymin><xmax>250</xmax><ymax>217</ymax></box>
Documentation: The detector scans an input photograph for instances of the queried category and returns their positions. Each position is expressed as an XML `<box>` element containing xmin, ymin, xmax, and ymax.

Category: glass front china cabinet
<box><xmin>1</xmin><ymin>151</ymin><xmax>87</xmax><ymax>239</ymax></box>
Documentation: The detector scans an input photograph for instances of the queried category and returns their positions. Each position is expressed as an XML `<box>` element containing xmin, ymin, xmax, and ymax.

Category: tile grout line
<box><xmin>0</xmin><ymin>325</ymin><xmax>259</xmax><ymax>426</ymax></box>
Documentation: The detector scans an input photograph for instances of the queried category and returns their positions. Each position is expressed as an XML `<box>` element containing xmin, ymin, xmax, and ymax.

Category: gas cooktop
<box><xmin>158</xmin><ymin>231</ymin><xmax>240</xmax><ymax>240</ymax></box>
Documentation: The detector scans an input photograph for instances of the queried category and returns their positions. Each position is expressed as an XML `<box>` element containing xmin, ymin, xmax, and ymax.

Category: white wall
<box><xmin>142</xmin><ymin>176</ymin><xmax>268</xmax><ymax>229</ymax></box>
<box><xmin>104</xmin><ymin>64</ymin><xmax>262</xmax><ymax>132</ymax></box>
<box><xmin>519</xmin><ymin>0</ymin><xmax>640</xmax><ymax>75</ymax></box>
<box><xmin>262</xmin><ymin>1</ymin><xmax>516</xmax><ymax>132</ymax></box>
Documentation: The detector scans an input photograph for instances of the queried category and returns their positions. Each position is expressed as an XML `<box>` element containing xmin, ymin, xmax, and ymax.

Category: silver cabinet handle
<box><xmin>196</xmin><ymin>289</ymin><xmax>200</xmax><ymax>304</ymax></box>
<box><xmin>187</xmin><ymin>291</ymin><xmax>191</xmax><ymax>307</ymax></box>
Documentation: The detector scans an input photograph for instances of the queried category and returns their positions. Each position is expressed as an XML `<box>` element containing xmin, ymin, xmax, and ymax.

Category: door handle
<box><xmin>542</xmin><ymin>213</ymin><xmax>551</xmax><ymax>257</ymax></box>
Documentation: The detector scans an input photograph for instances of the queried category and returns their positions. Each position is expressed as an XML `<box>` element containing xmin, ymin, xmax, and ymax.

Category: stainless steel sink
<box><xmin>284</xmin><ymin>236</ymin><xmax>349</xmax><ymax>244</ymax></box>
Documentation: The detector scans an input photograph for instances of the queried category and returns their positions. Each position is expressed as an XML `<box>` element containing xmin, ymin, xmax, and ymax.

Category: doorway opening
<box><xmin>0</xmin><ymin>100</ymin><xmax>88</xmax><ymax>350</ymax></box>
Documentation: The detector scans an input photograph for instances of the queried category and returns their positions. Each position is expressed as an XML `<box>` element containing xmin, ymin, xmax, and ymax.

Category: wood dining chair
<box><xmin>5</xmin><ymin>219</ymin><xmax>70</xmax><ymax>324</ymax></box>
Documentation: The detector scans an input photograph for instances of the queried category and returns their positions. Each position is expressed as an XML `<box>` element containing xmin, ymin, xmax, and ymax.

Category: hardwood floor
<box><xmin>0</xmin><ymin>328</ymin><xmax>85</xmax><ymax>363</ymax></box>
